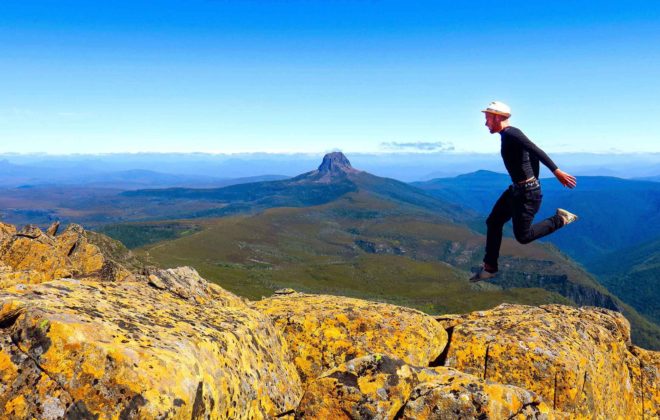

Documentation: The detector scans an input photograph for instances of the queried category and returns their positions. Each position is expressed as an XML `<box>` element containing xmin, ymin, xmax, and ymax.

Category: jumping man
<box><xmin>470</xmin><ymin>101</ymin><xmax>578</xmax><ymax>281</ymax></box>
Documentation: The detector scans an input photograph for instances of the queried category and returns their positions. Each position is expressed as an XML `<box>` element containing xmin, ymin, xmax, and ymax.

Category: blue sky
<box><xmin>0</xmin><ymin>1</ymin><xmax>658</xmax><ymax>154</ymax></box>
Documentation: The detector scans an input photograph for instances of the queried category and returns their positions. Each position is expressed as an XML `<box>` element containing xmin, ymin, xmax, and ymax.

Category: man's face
<box><xmin>484</xmin><ymin>112</ymin><xmax>503</xmax><ymax>134</ymax></box>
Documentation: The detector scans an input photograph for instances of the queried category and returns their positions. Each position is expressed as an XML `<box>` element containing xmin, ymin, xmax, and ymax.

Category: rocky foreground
<box><xmin>0</xmin><ymin>222</ymin><xmax>658</xmax><ymax>419</ymax></box>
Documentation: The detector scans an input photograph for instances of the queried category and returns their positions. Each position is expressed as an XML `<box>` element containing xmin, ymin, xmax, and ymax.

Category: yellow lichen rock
<box><xmin>296</xmin><ymin>354</ymin><xmax>551</xmax><ymax>420</ymax></box>
<box><xmin>442</xmin><ymin>303</ymin><xmax>658</xmax><ymax>419</ymax></box>
<box><xmin>0</xmin><ymin>268</ymin><xmax>302</xmax><ymax>419</ymax></box>
<box><xmin>0</xmin><ymin>223</ymin><xmax>16</xmax><ymax>243</ymax></box>
<box><xmin>404</xmin><ymin>367</ymin><xmax>551</xmax><ymax>419</ymax></box>
<box><xmin>0</xmin><ymin>223</ymin><xmax>136</xmax><ymax>286</ymax></box>
<box><xmin>626</xmin><ymin>346</ymin><xmax>660</xmax><ymax>418</ymax></box>
<box><xmin>253</xmin><ymin>292</ymin><xmax>448</xmax><ymax>383</ymax></box>
<box><xmin>296</xmin><ymin>354</ymin><xmax>419</xmax><ymax>419</ymax></box>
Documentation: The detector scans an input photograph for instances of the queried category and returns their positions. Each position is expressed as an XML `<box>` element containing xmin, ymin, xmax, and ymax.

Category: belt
<box><xmin>517</xmin><ymin>176</ymin><xmax>537</xmax><ymax>185</ymax></box>
<box><xmin>512</xmin><ymin>178</ymin><xmax>540</xmax><ymax>190</ymax></box>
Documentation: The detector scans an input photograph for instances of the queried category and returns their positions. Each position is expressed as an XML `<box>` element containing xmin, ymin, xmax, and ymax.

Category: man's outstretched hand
<box><xmin>553</xmin><ymin>169</ymin><xmax>577</xmax><ymax>189</ymax></box>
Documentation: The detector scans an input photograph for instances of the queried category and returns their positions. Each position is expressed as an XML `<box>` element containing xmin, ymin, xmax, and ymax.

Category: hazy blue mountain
<box><xmin>54</xmin><ymin>171</ymin><xmax>288</xmax><ymax>190</ymax></box>
<box><xmin>413</xmin><ymin>171</ymin><xmax>660</xmax><ymax>263</ymax></box>
<box><xmin>636</xmin><ymin>175</ymin><xmax>660</xmax><ymax>182</ymax></box>
<box><xmin>2</xmin><ymin>152</ymin><xmax>659</xmax><ymax>183</ymax></box>
<box><xmin>0</xmin><ymin>158</ymin><xmax>289</xmax><ymax>189</ymax></box>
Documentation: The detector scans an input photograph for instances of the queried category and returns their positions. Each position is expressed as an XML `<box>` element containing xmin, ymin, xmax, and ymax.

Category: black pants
<box><xmin>483</xmin><ymin>182</ymin><xmax>562</xmax><ymax>271</ymax></box>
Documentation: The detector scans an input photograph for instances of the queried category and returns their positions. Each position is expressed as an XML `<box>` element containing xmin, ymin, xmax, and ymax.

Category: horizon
<box><xmin>1</xmin><ymin>1</ymin><xmax>659</xmax><ymax>154</ymax></box>
<box><xmin>1</xmin><ymin>149</ymin><xmax>659</xmax><ymax>182</ymax></box>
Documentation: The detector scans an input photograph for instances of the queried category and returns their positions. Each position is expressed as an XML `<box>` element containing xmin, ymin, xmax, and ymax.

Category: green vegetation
<box><xmin>98</xmin><ymin>221</ymin><xmax>203</xmax><ymax>249</ymax></box>
<box><xmin>589</xmin><ymin>238</ymin><xmax>660</xmax><ymax>325</ymax></box>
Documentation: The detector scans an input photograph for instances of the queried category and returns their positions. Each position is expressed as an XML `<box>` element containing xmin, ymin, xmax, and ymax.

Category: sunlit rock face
<box><xmin>0</xmin><ymin>223</ymin><xmax>134</xmax><ymax>286</ymax></box>
<box><xmin>0</xmin><ymin>268</ymin><xmax>302</xmax><ymax>419</ymax></box>
<box><xmin>0</xmin><ymin>220</ymin><xmax>657</xmax><ymax>419</ymax></box>
<box><xmin>296</xmin><ymin>354</ymin><xmax>551</xmax><ymax>420</ymax></box>
<box><xmin>441</xmin><ymin>303</ymin><xmax>657</xmax><ymax>418</ymax></box>
<box><xmin>252</xmin><ymin>292</ymin><xmax>448</xmax><ymax>383</ymax></box>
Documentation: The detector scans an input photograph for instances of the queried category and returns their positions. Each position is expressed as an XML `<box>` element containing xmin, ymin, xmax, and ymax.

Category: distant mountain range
<box><xmin>0</xmin><ymin>159</ymin><xmax>287</xmax><ymax>189</ymax></box>
<box><xmin>636</xmin><ymin>175</ymin><xmax>660</xmax><ymax>182</ymax></box>
<box><xmin>123</xmin><ymin>152</ymin><xmax>474</xmax><ymax>223</ymax></box>
<box><xmin>2</xmin><ymin>151</ymin><xmax>659</xmax><ymax>183</ymax></box>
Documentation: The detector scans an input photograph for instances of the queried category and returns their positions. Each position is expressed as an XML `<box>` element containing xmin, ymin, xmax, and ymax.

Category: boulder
<box><xmin>442</xmin><ymin>303</ymin><xmax>656</xmax><ymax>418</ymax></box>
<box><xmin>0</xmin><ymin>268</ymin><xmax>302</xmax><ymax>419</ymax></box>
<box><xmin>146</xmin><ymin>266</ymin><xmax>244</xmax><ymax>305</ymax></box>
<box><xmin>0</xmin><ymin>223</ymin><xmax>16</xmax><ymax>243</ymax></box>
<box><xmin>296</xmin><ymin>354</ymin><xmax>418</xmax><ymax>419</ymax></box>
<box><xmin>296</xmin><ymin>354</ymin><xmax>551</xmax><ymax>420</ymax></box>
<box><xmin>402</xmin><ymin>367</ymin><xmax>550</xmax><ymax>419</ymax></box>
<box><xmin>253</xmin><ymin>292</ymin><xmax>447</xmax><ymax>383</ymax></box>
<box><xmin>0</xmin><ymin>223</ymin><xmax>135</xmax><ymax>286</ymax></box>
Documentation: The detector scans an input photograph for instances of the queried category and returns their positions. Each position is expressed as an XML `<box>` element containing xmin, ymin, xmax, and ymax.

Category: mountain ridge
<box><xmin>123</xmin><ymin>152</ymin><xmax>475</xmax><ymax>223</ymax></box>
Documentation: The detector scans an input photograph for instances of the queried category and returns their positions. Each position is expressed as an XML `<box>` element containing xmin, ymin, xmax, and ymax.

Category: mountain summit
<box><xmin>318</xmin><ymin>152</ymin><xmax>358</xmax><ymax>175</ymax></box>
<box><xmin>309</xmin><ymin>152</ymin><xmax>360</xmax><ymax>183</ymax></box>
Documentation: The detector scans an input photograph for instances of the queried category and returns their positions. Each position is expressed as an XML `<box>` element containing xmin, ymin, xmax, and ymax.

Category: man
<box><xmin>470</xmin><ymin>101</ymin><xmax>578</xmax><ymax>281</ymax></box>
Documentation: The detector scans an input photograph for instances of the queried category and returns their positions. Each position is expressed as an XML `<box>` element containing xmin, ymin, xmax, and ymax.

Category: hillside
<box><xmin>131</xmin><ymin>189</ymin><xmax>660</xmax><ymax>349</ymax></box>
<box><xmin>86</xmin><ymin>153</ymin><xmax>658</xmax><ymax>349</ymax></box>
<box><xmin>589</xmin><ymin>238</ymin><xmax>660</xmax><ymax>324</ymax></box>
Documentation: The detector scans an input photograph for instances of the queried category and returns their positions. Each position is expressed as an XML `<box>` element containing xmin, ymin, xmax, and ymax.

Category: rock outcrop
<box><xmin>253</xmin><ymin>292</ymin><xmax>447</xmax><ymax>383</ymax></box>
<box><xmin>304</xmin><ymin>151</ymin><xmax>361</xmax><ymax>183</ymax></box>
<box><xmin>0</xmin><ymin>268</ymin><xmax>302</xmax><ymax>419</ymax></box>
<box><xmin>297</xmin><ymin>354</ymin><xmax>419</xmax><ymax>419</ymax></box>
<box><xmin>0</xmin><ymin>221</ymin><xmax>658</xmax><ymax>419</ymax></box>
<box><xmin>403</xmin><ymin>366</ymin><xmax>550</xmax><ymax>419</ymax></box>
<box><xmin>0</xmin><ymin>223</ymin><xmax>136</xmax><ymax>286</ymax></box>
<box><xmin>440</xmin><ymin>303</ymin><xmax>658</xmax><ymax>419</ymax></box>
<box><xmin>296</xmin><ymin>354</ymin><xmax>551</xmax><ymax>419</ymax></box>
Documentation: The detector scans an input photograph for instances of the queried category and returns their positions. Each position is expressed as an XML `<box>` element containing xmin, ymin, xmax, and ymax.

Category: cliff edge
<box><xmin>0</xmin><ymin>222</ymin><xmax>657</xmax><ymax>419</ymax></box>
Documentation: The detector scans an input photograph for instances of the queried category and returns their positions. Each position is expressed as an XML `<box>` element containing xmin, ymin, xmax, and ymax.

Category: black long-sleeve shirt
<box><xmin>500</xmin><ymin>126</ymin><xmax>558</xmax><ymax>183</ymax></box>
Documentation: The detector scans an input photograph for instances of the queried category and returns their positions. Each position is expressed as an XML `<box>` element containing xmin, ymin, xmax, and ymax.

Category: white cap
<box><xmin>481</xmin><ymin>101</ymin><xmax>511</xmax><ymax>117</ymax></box>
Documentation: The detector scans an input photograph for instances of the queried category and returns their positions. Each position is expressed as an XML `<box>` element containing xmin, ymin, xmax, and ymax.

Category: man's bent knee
<box><xmin>514</xmin><ymin>231</ymin><xmax>533</xmax><ymax>244</ymax></box>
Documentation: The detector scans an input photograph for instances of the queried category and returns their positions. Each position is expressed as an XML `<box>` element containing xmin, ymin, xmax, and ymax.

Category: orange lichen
<box><xmin>253</xmin><ymin>292</ymin><xmax>448</xmax><ymax>383</ymax></box>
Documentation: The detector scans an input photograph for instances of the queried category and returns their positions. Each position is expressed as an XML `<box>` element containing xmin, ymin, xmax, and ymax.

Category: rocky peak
<box><xmin>303</xmin><ymin>152</ymin><xmax>361</xmax><ymax>184</ymax></box>
<box><xmin>317</xmin><ymin>152</ymin><xmax>359</xmax><ymax>176</ymax></box>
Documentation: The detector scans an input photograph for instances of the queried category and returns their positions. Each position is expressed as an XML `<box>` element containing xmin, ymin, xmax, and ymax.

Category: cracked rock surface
<box><xmin>442</xmin><ymin>303</ymin><xmax>658</xmax><ymax>418</ymax></box>
<box><xmin>0</xmin><ymin>269</ymin><xmax>302</xmax><ymax>419</ymax></box>
<box><xmin>0</xmin><ymin>223</ymin><xmax>136</xmax><ymax>286</ymax></box>
<box><xmin>295</xmin><ymin>354</ymin><xmax>551</xmax><ymax>420</ymax></box>
<box><xmin>252</xmin><ymin>292</ymin><xmax>448</xmax><ymax>384</ymax></box>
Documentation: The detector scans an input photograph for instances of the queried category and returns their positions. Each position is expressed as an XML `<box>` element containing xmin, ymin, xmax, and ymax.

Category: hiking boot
<box><xmin>469</xmin><ymin>267</ymin><xmax>497</xmax><ymax>282</ymax></box>
<box><xmin>556</xmin><ymin>208</ymin><xmax>578</xmax><ymax>227</ymax></box>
